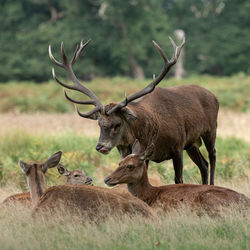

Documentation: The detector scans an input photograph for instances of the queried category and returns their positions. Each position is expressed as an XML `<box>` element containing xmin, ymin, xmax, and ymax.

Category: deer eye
<box><xmin>126</xmin><ymin>165</ymin><xmax>133</xmax><ymax>169</ymax></box>
<box><xmin>74</xmin><ymin>174</ymin><xmax>80</xmax><ymax>178</ymax></box>
<box><xmin>114</xmin><ymin>123</ymin><xmax>121</xmax><ymax>131</ymax></box>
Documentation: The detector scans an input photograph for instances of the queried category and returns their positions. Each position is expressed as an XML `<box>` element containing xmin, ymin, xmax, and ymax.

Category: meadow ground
<box><xmin>0</xmin><ymin>203</ymin><xmax>249</xmax><ymax>250</ymax></box>
<box><xmin>0</xmin><ymin>76</ymin><xmax>249</xmax><ymax>249</ymax></box>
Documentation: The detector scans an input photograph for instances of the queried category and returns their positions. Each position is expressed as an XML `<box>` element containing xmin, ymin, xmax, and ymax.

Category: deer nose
<box><xmin>88</xmin><ymin>177</ymin><xmax>93</xmax><ymax>182</ymax></box>
<box><xmin>96</xmin><ymin>144</ymin><xmax>103</xmax><ymax>151</ymax></box>
<box><xmin>104</xmin><ymin>177</ymin><xmax>110</xmax><ymax>184</ymax></box>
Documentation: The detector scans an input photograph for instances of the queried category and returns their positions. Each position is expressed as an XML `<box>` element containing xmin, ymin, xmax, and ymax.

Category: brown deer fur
<box><xmin>32</xmin><ymin>184</ymin><xmax>155</xmax><ymax>220</ymax></box>
<box><xmin>112</xmin><ymin>177</ymin><xmax>164</xmax><ymax>194</ymax></box>
<box><xmin>2</xmin><ymin>161</ymin><xmax>93</xmax><ymax>207</ymax></box>
<box><xmin>97</xmin><ymin>85</ymin><xmax>219</xmax><ymax>186</ymax></box>
<box><xmin>105</xmin><ymin>140</ymin><xmax>249</xmax><ymax>216</ymax></box>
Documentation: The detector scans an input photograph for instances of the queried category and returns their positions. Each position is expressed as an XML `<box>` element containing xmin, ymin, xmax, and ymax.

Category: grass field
<box><xmin>0</xmin><ymin>76</ymin><xmax>249</xmax><ymax>249</ymax></box>
<box><xmin>0</xmin><ymin>204</ymin><xmax>249</xmax><ymax>250</ymax></box>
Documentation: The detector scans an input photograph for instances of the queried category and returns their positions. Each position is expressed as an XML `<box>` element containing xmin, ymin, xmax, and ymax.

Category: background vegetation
<box><xmin>0</xmin><ymin>0</ymin><xmax>250</xmax><ymax>82</ymax></box>
<box><xmin>0</xmin><ymin>1</ymin><xmax>249</xmax><ymax>249</ymax></box>
<box><xmin>0</xmin><ymin>130</ymin><xmax>249</xmax><ymax>189</ymax></box>
<box><xmin>0</xmin><ymin>75</ymin><xmax>249</xmax><ymax>113</ymax></box>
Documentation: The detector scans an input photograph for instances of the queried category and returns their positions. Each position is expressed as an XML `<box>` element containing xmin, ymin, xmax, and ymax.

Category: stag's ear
<box><xmin>19</xmin><ymin>161</ymin><xmax>31</xmax><ymax>175</ymax></box>
<box><xmin>140</xmin><ymin>143</ymin><xmax>154</xmax><ymax>161</ymax></box>
<box><xmin>57</xmin><ymin>164</ymin><xmax>70</xmax><ymax>176</ymax></box>
<box><xmin>121</xmin><ymin>107</ymin><xmax>137</xmax><ymax>122</ymax></box>
<box><xmin>132</xmin><ymin>139</ymin><xmax>142</xmax><ymax>155</ymax></box>
<box><xmin>42</xmin><ymin>151</ymin><xmax>62</xmax><ymax>173</ymax></box>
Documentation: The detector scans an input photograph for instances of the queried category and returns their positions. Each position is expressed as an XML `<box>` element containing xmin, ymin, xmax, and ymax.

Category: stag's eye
<box><xmin>74</xmin><ymin>174</ymin><xmax>80</xmax><ymax>178</ymax></box>
<box><xmin>114</xmin><ymin>123</ymin><xmax>121</xmax><ymax>130</ymax></box>
<box><xmin>126</xmin><ymin>165</ymin><xmax>134</xmax><ymax>169</ymax></box>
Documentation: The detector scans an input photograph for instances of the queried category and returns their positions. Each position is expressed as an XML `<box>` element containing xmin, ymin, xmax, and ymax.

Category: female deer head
<box><xmin>19</xmin><ymin>151</ymin><xmax>62</xmax><ymax>206</ymax></box>
<box><xmin>104</xmin><ymin>140</ymin><xmax>154</xmax><ymax>186</ymax></box>
<box><xmin>57</xmin><ymin>164</ymin><xmax>93</xmax><ymax>185</ymax></box>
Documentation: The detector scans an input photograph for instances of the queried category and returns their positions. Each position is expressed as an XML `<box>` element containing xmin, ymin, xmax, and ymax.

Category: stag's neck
<box><xmin>120</xmin><ymin>106</ymin><xmax>158</xmax><ymax>155</ymax></box>
<box><xmin>127</xmin><ymin>166</ymin><xmax>159</xmax><ymax>206</ymax></box>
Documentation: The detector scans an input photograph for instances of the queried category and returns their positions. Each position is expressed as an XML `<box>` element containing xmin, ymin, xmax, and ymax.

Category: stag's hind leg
<box><xmin>202</xmin><ymin>132</ymin><xmax>217</xmax><ymax>185</ymax></box>
<box><xmin>186</xmin><ymin>146</ymin><xmax>209</xmax><ymax>185</ymax></box>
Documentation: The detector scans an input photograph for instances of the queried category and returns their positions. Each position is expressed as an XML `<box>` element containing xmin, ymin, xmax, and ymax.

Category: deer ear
<box><xmin>132</xmin><ymin>139</ymin><xmax>141</xmax><ymax>155</ymax></box>
<box><xmin>42</xmin><ymin>151</ymin><xmax>62</xmax><ymax>173</ymax></box>
<box><xmin>57</xmin><ymin>164</ymin><xmax>70</xmax><ymax>176</ymax></box>
<box><xmin>121</xmin><ymin>107</ymin><xmax>137</xmax><ymax>122</ymax></box>
<box><xmin>19</xmin><ymin>161</ymin><xmax>31</xmax><ymax>175</ymax></box>
<box><xmin>140</xmin><ymin>143</ymin><xmax>154</xmax><ymax>161</ymax></box>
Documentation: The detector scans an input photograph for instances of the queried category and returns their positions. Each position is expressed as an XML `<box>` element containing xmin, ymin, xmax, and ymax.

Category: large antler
<box><xmin>49</xmin><ymin>40</ymin><xmax>103</xmax><ymax>119</ymax></box>
<box><xmin>107</xmin><ymin>36</ymin><xmax>185</xmax><ymax>115</ymax></box>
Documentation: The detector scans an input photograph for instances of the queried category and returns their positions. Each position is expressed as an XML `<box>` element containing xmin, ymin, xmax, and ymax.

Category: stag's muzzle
<box><xmin>96</xmin><ymin>144</ymin><xmax>111</xmax><ymax>155</ymax></box>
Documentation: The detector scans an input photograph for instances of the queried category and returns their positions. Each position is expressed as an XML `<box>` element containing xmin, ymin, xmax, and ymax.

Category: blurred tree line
<box><xmin>0</xmin><ymin>0</ymin><xmax>249</xmax><ymax>82</ymax></box>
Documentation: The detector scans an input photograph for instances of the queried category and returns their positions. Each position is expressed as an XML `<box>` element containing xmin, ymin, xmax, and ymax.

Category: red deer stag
<box><xmin>104</xmin><ymin>140</ymin><xmax>249</xmax><ymax>216</ymax></box>
<box><xmin>49</xmin><ymin>36</ymin><xmax>219</xmax><ymax>185</ymax></box>
<box><xmin>2</xmin><ymin>153</ymin><xmax>93</xmax><ymax>207</ymax></box>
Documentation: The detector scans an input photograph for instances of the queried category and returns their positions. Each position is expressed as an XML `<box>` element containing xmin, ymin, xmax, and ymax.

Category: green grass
<box><xmin>0</xmin><ymin>75</ymin><xmax>249</xmax><ymax>113</ymax></box>
<box><xmin>0</xmin><ymin>205</ymin><xmax>249</xmax><ymax>250</ymax></box>
<box><xmin>0</xmin><ymin>130</ymin><xmax>249</xmax><ymax>189</ymax></box>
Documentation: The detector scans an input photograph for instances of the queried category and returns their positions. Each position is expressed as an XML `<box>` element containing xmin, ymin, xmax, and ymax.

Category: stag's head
<box><xmin>104</xmin><ymin>139</ymin><xmax>154</xmax><ymax>186</ymax></box>
<box><xmin>49</xmin><ymin>36</ymin><xmax>185</xmax><ymax>154</ymax></box>
<box><xmin>57</xmin><ymin>164</ymin><xmax>93</xmax><ymax>185</ymax></box>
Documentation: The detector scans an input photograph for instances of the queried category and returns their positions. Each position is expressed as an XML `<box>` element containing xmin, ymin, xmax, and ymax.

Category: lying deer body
<box><xmin>105</xmin><ymin>140</ymin><xmax>249</xmax><ymax>216</ymax></box>
<box><xmin>2</xmin><ymin>153</ymin><xmax>92</xmax><ymax>207</ymax></box>
<box><xmin>33</xmin><ymin>184</ymin><xmax>155</xmax><ymax>220</ymax></box>
<box><xmin>49</xmin><ymin>36</ymin><xmax>219</xmax><ymax>185</ymax></box>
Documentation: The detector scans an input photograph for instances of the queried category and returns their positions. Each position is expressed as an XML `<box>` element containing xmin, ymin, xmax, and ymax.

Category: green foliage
<box><xmin>0</xmin><ymin>129</ymin><xmax>248</xmax><ymax>188</ymax></box>
<box><xmin>0</xmin><ymin>0</ymin><xmax>250</xmax><ymax>82</ymax></box>
<box><xmin>166</xmin><ymin>0</ymin><xmax>250</xmax><ymax>75</ymax></box>
<box><xmin>0</xmin><ymin>75</ymin><xmax>249</xmax><ymax>113</ymax></box>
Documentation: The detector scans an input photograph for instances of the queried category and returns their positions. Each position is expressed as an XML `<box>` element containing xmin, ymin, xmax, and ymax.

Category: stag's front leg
<box><xmin>172</xmin><ymin>151</ymin><xmax>184</xmax><ymax>184</ymax></box>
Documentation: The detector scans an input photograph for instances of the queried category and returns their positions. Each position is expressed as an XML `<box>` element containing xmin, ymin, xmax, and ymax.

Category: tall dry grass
<box><xmin>0</xmin><ymin>201</ymin><xmax>249</xmax><ymax>250</ymax></box>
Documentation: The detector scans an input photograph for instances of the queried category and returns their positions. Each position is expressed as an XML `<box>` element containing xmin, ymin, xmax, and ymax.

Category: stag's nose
<box><xmin>96</xmin><ymin>144</ymin><xmax>103</xmax><ymax>151</ymax></box>
<box><xmin>88</xmin><ymin>177</ymin><xmax>93</xmax><ymax>182</ymax></box>
<box><xmin>104</xmin><ymin>177</ymin><xmax>110</xmax><ymax>184</ymax></box>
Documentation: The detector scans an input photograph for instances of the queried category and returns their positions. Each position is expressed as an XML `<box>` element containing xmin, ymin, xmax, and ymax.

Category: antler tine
<box><xmin>52</xmin><ymin>68</ymin><xmax>76</xmax><ymax>90</ymax></box>
<box><xmin>71</xmin><ymin>40</ymin><xmax>90</xmax><ymax>65</ymax></box>
<box><xmin>61</xmin><ymin>42</ymin><xmax>68</xmax><ymax>65</ymax></box>
<box><xmin>49</xmin><ymin>45</ymin><xmax>64</xmax><ymax>68</ymax></box>
<box><xmin>71</xmin><ymin>44</ymin><xmax>80</xmax><ymax>65</ymax></box>
<box><xmin>152</xmin><ymin>40</ymin><xmax>168</xmax><ymax>62</ymax></box>
<box><xmin>169</xmin><ymin>36</ymin><xmax>185</xmax><ymax>63</ymax></box>
<box><xmin>49</xmin><ymin>40</ymin><xmax>103</xmax><ymax>117</ymax></box>
<box><xmin>107</xmin><ymin>35</ymin><xmax>185</xmax><ymax>115</ymax></box>
<box><xmin>52</xmin><ymin>68</ymin><xmax>81</xmax><ymax>91</ymax></box>
<box><xmin>74</xmin><ymin>104</ymin><xmax>100</xmax><ymax>120</ymax></box>
<box><xmin>64</xmin><ymin>90</ymin><xmax>95</xmax><ymax>105</ymax></box>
